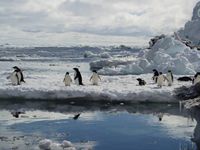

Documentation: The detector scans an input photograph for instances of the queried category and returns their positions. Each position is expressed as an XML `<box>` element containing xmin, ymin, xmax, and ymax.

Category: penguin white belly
<box><xmin>194</xmin><ymin>76</ymin><xmax>200</xmax><ymax>84</ymax></box>
<box><xmin>166</xmin><ymin>74</ymin><xmax>173</xmax><ymax>86</ymax></box>
<box><xmin>91</xmin><ymin>74</ymin><xmax>99</xmax><ymax>85</ymax></box>
<box><xmin>157</xmin><ymin>75</ymin><xmax>165</xmax><ymax>87</ymax></box>
<box><xmin>74</xmin><ymin>72</ymin><xmax>79</xmax><ymax>85</ymax></box>
<box><xmin>64</xmin><ymin>76</ymin><xmax>72</xmax><ymax>86</ymax></box>
<box><xmin>10</xmin><ymin>72</ymin><xmax>19</xmax><ymax>85</ymax></box>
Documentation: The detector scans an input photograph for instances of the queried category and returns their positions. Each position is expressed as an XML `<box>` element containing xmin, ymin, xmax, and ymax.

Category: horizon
<box><xmin>0</xmin><ymin>0</ymin><xmax>199</xmax><ymax>47</ymax></box>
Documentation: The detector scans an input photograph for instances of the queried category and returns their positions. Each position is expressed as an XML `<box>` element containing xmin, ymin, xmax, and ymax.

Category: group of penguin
<box><xmin>7</xmin><ymin>66</ymin><xmax>200</xmax><ymax>87</ymax></box>
<box><xmin>8</xmin><ymin>66</ymin><xmax>101</xmax><ymax>86</ymax></box>
<box><xmin>137</xmin><ymin>69</ymin><xmax>200</xmax><ymax>87</ymax></box>
<box><xmin>63</xmin><ymin>68</ymin><xmax>101</xmax><ymax>86</ymax></box>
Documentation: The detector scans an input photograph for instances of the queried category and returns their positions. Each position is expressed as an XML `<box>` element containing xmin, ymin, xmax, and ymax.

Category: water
<box><xmin>0</xmin><ymin>100</ymin><xmax>198</xmax><ymax>150</ymax></box>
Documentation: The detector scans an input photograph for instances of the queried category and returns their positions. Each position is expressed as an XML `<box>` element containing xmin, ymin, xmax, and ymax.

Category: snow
<box><xmin>0</xmin><ymin>70</ymin><xmax>193</xmax><ymax>103</ymax></box>
<box><xmin>93</xmin><ymin>36</ymin><xmax>200</xmax><ymax>75</ymax></box>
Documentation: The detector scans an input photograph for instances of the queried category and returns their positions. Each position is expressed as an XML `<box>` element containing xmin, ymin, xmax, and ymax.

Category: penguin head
<box><xmin>195</xmin><ymin>72</ymin><xmax>200</xmax><ymax>77</ymax></box>
<box><xmin>73</xmin><ymin>68</ymin><xmax>79</xmax><ymax>71</ymax></box>
<box><xmin>66</xmin><ymin>72</ymin><xmax>69</xmax><ymax>75</ymax></box>
<box><xmin>13</xmin><ymin>66</ymin><xmax>21</xmax><ymax>71</ymax></box>
<box><xmin>93</xmin><ymin>70</ymin><xmax>97</xmax><ymax>73</ymax></box>
<box><xmin>13</xmin><ymin>66</ymin><xmax>20</xmax><ymax>70</ymax></box>
<box><xmin>153</xmin><ymin>69</ymin><xmax>158</xmax><ymax>72</ymax></box>
<box><xmin>168</xmin><ymin>70</ymin><xmax>172</xmax><ymax>73</ymax></box>
<box><xmin>159</xmin><ymin>72</ymin><xmax>163</xmax><ymax>75</ymax></box>
<box><xmin>136</xmin><ymin>78</ymin><xmax>142</xmax><ymax>81</ymax></box>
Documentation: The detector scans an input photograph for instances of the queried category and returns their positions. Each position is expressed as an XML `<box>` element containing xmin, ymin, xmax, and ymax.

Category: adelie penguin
<box><xmin>63</xmin><ymin>72</ymin><xmax>72</xmax><ymax>86</ymax></box>
<box><xmin>136</xmin><ymin>78</ymin><xmax>146</xmax><ymax>86</ymax></box>
<box><xmin>152</xmin><ymin>69</ymin><xmax>159</xmax><ymax>83</ymax></box>
<box><xmin>7</xmin><ymin>66</ymin><xmax>25</xmax><ymax>85</ymax></box>
<box><xmin>166</xmin><ymin>70</ymin><xmax>173</xmax><ymax>86</ymax></box>
<box><xmin>90</xmin><ymin>70</ymin><xmax>101</xmax><ymax>85</ymax></box>
<box><xmin>193</xmin><ymin>72</ymin><xmax>200</xmax><ymax>84</ymax></box>
<box><xmin>73</xmin><ymin>68</ymin><xmax>84</xmax><ymax>85</ymax></box>
<box><xmin>157</xmin><ymin>72</ymin><xmax>165</xmax><ymax>88</ymax></box>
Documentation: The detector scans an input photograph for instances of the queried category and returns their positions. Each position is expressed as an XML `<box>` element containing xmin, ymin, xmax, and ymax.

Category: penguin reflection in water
<box><xmin>90</xmin><ymin>70</ymin><xmax>101</xmax><ymax>85</ymax></box>
<box><xmin>63</xmin><ymin>72</ymin><xmax>72</xmax><ymax>86</ymax></box>
<box><xmin>7</xmin><ymin>66</ymin><xmax>25</xmax><ymax>85</ymax></box>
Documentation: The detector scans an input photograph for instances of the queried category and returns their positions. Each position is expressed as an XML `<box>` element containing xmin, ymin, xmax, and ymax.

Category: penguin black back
<box><xmin>73</xmin><ymin>68</ymin><xmax>83</xmax><ymax>85</ymax></box>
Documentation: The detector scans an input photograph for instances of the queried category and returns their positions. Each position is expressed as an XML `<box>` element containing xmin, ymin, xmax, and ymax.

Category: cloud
<box><xmin>0</xmin><ymin>0</ymin><xmax>199</xmax><ymax>46</ymax></box>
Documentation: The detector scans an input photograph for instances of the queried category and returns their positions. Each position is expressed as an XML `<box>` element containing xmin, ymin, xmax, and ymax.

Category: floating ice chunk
<box><xmin>39</xmin><ymin>139</ymin><xmax>76</xmax><ymax>150</ymax></box>
<box><xmin>61</xmin><ymin>140</ymin><xmax>74</xmax><ymax>149</ymax></box>
<box><xmin>39</xmin><ymin>139</ymin><xmax>51</xmax><ymax>150</ymax></box>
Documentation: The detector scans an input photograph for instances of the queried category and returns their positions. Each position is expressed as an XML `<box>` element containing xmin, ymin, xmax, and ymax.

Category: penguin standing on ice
<box><xmin>13</xmin><ymin>66</ymin><xmax>25</xmax><ymax>83</ymax></box>
<box><xmin>166</xmin><ymin>70</ymin><xmax>174</xmax><ymax>86</ymax></box>
<box><xmin>63</xmin><ymin>72</ymin><xmax>72</xmax><ymax>86</ymax></box>
<box><xmin>8</xmin><ymin>66</ymin><xmax>25</xmax><ymax>85</ymax></box>
<box><xmin>90</xmin><ymin>70</ymin><xmax>101</xmax><ymax>85</ymax></box>
<box><xmin>193</xmin><ymin>72</ymin><xmax>200</xmax><ymax>84</ymax></box>
<box><xmin>157</xmin><ymin>72</ymin><xmax>166</xmax><ymax>87</ymax></box>
<box><xmin>73</xmin><ymin>68</ymin><xmax>83</xmax><ymax>85</ymax></box>
<box><xmin>152</xmin><ymin>69</ymin><xmax>159</xmax><ymax>83</ymax></box>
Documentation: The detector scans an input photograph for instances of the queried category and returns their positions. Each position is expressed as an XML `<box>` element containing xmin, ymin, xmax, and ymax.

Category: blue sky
<box><xmin>0</xmin><ymin>0</ymin><xmax>199</xmax><ymax>46</ymax></box>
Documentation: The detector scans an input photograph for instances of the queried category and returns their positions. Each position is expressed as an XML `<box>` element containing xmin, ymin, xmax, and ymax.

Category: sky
<box><xmin>0</xmin><ymin>0</ymin><xmax>199</xmax><ymax>47</ymax></box>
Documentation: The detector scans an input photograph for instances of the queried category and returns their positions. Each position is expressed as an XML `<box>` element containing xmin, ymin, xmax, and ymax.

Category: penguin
<box><xmin>177</xmin><ymin>76</ymin><xmax>193</xmax><ymax>82</ymax></box>
<box><xmin>157</xmin><ymin>72</ymin><xmax>166</xmax><ymax>87</ymax></box>
<box><xmin>90</xmin><ymin>70</ymin><xmax>101</xmax><ymax>85</ymax></box>
<box><xmin>136</xmin><ymin>78</ymin><xmax>146</xmax><ymax>86</ymax></box>
<box><xmin>166</xmin><ymin>70</ymin><xmax>174</xmax><ymax>86</ymax></box>
<box><xmin>13</xmin><ymin>66</ymin><xmax>25</xmax><ymax>83</ymax></box>
<box><xmin>63</xmin><ymin>72</ymin><xmax>72</xmax><ymax>86</ymax></box>
<box><xmin>152</xmin><ymin>69</ymin><xmax>159</xmax><ymax>83</ymax></box>
<box><xmin>7</xmin><ymin>66</ymin><xmax>24</xmax><ymax>85</ymax></box>
<box><xmin>73</xmin><ymin>68</ymin><xmax>83</xmax><ymax>85</ymax></box>
<box><xmin>193</xmin><ymin>72</ymin><xmax>200</xmax><ymax>84</ymax></box>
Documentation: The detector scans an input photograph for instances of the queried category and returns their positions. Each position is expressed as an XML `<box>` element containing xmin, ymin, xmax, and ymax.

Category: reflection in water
<box><xmin>0</xmin><ymin>99</ymin><xmax>198</xmax><ymax>150</ymax></box>
<box><xmin>190</xmin><ymin>107</ymin><xmax>200</xmax><ymax>150</ymax></box>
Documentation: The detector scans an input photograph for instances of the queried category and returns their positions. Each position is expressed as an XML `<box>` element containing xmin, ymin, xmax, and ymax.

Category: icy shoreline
<box><xmin>0</xmin><ymin>74</ymin><xmax>192</xmax><ymax>103</ymax></box>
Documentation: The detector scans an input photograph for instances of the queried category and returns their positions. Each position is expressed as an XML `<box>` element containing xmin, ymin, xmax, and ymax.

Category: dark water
<box><xmin>0</xmin><ymin>100</ymin><xmax>199</xmax><ymax>150</ymax></box>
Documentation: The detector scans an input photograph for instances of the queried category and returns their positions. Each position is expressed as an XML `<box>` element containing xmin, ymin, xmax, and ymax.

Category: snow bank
<box><xmin>93</xmin><ymin>36</ymin><xmax>200</xmax><ymax>75</ymax></box>
<box><xmin>0</xmin><ymin>74</ymin><xmax>192</xmax><ymax>103</ymax></box>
